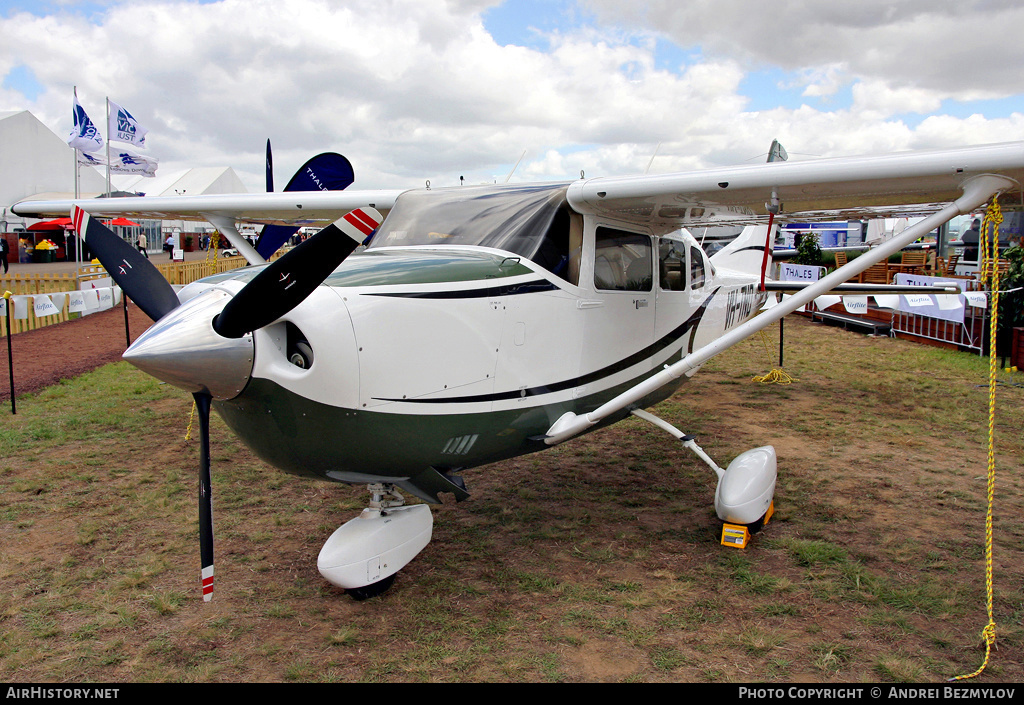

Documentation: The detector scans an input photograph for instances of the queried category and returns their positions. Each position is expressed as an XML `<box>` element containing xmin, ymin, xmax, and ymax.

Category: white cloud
<box><xmin>582</xmin><ymin>0</ymin><xmax>1024</xmax><ymax>96</ymax></box>
<box><xmin>1</xmin><ymin>0</ymin><xmax>1022</xmax><ymax>194</ymax></box>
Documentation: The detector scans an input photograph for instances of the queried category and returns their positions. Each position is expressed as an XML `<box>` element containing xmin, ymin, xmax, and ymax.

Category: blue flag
<box><xmin>67</xmin><ymin>90</ymin><xmax>104</xmax><ymax>153</ymax></box>
<box><xmin>255</xmin><ymin>152</ymin><xmax>355</xmax><ymax>259</ymax></box>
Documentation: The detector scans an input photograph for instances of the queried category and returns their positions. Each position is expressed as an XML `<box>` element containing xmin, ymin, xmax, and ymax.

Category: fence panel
<box><xmin>1</xmin><ymin>255</ymin><xmax>253</xmax><ymax>336</ymax></box>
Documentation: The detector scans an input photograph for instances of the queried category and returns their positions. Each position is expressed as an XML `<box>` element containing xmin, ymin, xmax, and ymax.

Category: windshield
<box><xmin>367</xmin><ymin>183</ymin><xmax>573</xmax><ymax>274</ymax></box>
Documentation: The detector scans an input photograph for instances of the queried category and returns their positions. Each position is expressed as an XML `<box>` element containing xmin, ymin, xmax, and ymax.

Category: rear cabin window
<box><xmin>594</xmin><ymin>228</ymin><xmax>652</xmax><ymax>291</ymax></box>
<box><xmin>659</xmin><ymin>239</ymin><xmax>687</xmax><ymax>291</ymax></box>
<box><xmin>690</xmin><ymin>246</ymin><xmax>706</xmax><ymax>290</ymax></box>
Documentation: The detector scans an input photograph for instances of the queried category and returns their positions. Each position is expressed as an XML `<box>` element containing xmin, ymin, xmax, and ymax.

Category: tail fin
<box><xmin>709</xmin><ymin>224</ymin><xmax>776</xmax><ymax>277</ymax></box>
<box><xmin>708</xmin><ymin>139</ymin><xmax>787</xmax><ymax>277</ymax></box>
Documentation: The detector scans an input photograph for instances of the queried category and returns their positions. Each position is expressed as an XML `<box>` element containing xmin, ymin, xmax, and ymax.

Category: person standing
<box><xmin>165</xmin><ymin>234</ymin><xmax>174</xmax><ymax>260</ymax></box>
<box><xmin>0</xmin><ymin>235</ymin><xmax>9</xmax><ymax>274</ymax></box>
<box><xmin>961</xmin><ymin>218</ymin><xmax>980</xmax><ymax>263</ymax></box>
<box><xmin>137</xmin><ymin>232</ymin><xmax>149</xmax><ymax>258</ymax></box>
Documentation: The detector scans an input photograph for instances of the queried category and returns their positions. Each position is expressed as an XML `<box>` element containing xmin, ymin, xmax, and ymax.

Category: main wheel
<box><xmin>345</xmin><ymin>573</ymin><xmax>396</xmax><ymax>601</ymax></box>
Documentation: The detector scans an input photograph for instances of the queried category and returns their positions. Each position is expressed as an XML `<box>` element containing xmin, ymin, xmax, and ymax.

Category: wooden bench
<box><xmin>809</xmin><ymin>309</ymin><xmax>891</xmax><ymax>335</ymax></box>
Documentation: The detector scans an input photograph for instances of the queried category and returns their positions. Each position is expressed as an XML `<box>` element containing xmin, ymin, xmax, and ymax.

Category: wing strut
<box><xmin>544</xmin><ymin>174</ymin><xmax>1018</xmax><ymax>445</ymax></box>
<box><xmin>201</xmin><ymin>213</ymin><xmax>266</xmax><ymax>266</ymax></box>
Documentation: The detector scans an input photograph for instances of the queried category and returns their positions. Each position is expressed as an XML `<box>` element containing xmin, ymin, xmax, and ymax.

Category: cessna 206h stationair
<box><xmin>14</xmin><ymin>140</ymin><xmax>1024</xmax><ymax>600</ymax></box>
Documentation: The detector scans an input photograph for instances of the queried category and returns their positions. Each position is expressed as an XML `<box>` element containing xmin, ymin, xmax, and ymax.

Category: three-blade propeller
<box><xmin>72</xmin><ymin>205</ymin><xmax>381</xmax><ymax>601</ymax></box>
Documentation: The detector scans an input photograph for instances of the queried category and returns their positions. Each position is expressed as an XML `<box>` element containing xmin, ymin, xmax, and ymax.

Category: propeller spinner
<box><xmin>72</xmin><ymin>205</ymin><xmax>381</xmax><ymax>601</ymax></box>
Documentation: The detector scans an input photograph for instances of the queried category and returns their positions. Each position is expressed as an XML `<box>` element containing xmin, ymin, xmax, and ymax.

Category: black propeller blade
<box><xmin>194</xmin><ymin>392</ymin><xmax>215</xmax><ymax>601</ymax></box>
<box><xmin>71</xmin><ymin>206</ymin><xmax>181</xmax><ymax>322</ymax></box>
<box><xmin>75</xmin><ymin>205</ymin><xmax>381</xmax><ymax>602</ymax></box>
<box><xmin>213</xmin><ymin>208</ymin><xmax>381</xmax><ymax>339</ymax></box>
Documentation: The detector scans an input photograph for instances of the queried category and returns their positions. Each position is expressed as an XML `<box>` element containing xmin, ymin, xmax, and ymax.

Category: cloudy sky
<box><xmin>2</xmin><ymin>0</ymin><xmax>1023</xmax><ymax>193</ymax></box>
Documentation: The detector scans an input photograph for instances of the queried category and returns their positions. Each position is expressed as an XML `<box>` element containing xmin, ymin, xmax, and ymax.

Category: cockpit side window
<box><xmin>690</xmin><ymin>246</ymin><xmax>706</xmax><ymax>290</ymax></box>
<box><xmin>531</xmin><ymin>206</ymin><xmax>582</xmax><ymax>286</ymax></box>
<box><xmin>594</xmin><ymin>227</ymin><xmax>652</xmax><ymax>292</ymax></box>
<box><xmin>659</xmin><ymin>239</ymin><xmax>687</xmax><ymax>291</ymax></box>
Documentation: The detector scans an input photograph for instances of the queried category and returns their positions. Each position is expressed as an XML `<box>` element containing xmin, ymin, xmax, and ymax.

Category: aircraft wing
<box><xmin>566</xmin><ymin>141</ymin><xmax>1024</xmax><ymax>228</ymax></box>
<box><xmin>11</xmin><ymin>189</ymin><xmax>405</xmax><ymax>226</ymax></box>
<box><xmin>14</xmin><ymin>142</ymin><xmax>1024</xmax><ymax>229</ymax></box>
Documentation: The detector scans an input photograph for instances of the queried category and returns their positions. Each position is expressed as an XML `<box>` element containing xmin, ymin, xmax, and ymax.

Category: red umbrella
<box><xmin>104</xmin><ymin>217</ymin><xmax>142</xmax><ymax>227</ymax></box>
<box><xmin>27</xmin><ymin>218</ymin><xmax>75</xmax><ymax>231</ymax></box>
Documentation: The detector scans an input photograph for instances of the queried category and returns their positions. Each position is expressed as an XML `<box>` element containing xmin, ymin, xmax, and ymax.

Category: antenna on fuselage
<box><xmin>504</xmin><ymin>150</ymin><xmax>526</xmax><ymax>183</ymax></box>
<box><xmin>645</xmin><ymin>142</ymin><xmax>662</xmax><ymax>174</ymax></box>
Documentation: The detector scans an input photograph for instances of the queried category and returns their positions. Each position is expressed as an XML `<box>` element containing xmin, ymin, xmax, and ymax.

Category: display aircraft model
<box><xmin>13</xmin><ymin>140</ymin><xmax>1024</xmax><ymax>601</ymax></box>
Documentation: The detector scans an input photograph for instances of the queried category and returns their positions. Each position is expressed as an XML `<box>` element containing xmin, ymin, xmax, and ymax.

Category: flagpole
<box><xmin>4</xmin><ymin>291</ymin><xmax>15</xmax><ymax>415</ymax></box>
<box><xmin>105</xmin><ymin>97</ymin><xmax>111</xmax><ymax>198</ymax></box>
<box><xmin>73</xmin><ymin>87</ymin><xmax>80</xmax><ymax>201</ymax></box>
<box><xmin>73</xmin><ymin>87</ymin><xmax>81</xmax><ymax>263</ymax></box>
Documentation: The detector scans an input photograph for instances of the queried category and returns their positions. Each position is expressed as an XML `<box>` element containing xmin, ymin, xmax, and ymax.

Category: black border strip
<box><xmin>367</xmin><ymin>279</ymin><xmax>559</xmax><ymax>299</ymax></box>
<box><xmin>373</xmin><ymin>288</ymin><xmax>721</xmax><ymax>404</ymax></box>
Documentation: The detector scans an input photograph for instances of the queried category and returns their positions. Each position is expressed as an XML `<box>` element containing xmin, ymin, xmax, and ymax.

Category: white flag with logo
<box><xmin>77</xmin><ymin>150</ymin><xmax>107</xmax><ymax>167</ymax></box>
<box><xmin>110</xmin><ymin>150</ymin><xmax>158</xmax><ymax>177</ymax></box>
<box><xmin>67</xmin><ymin>90</ymin><xmax>104</xmax><ymax>153</ymax></box>
<box><xmin>108</xmin><ymin>99</ymin><xmax>148</xmax><ymax>148</ymax></box>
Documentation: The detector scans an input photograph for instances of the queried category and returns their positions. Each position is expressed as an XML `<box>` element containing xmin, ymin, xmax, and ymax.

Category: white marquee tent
<box><xmin>1</xmin><ymin>110</ymin><xmax>247</xmax><ymax>240</ymax></box>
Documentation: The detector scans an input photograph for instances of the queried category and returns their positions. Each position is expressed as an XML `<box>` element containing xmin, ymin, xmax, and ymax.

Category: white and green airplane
<box><xmin>14</xmin><ymin>141</ymin><xmax>1024</xmax><ymax>600</ymax></box>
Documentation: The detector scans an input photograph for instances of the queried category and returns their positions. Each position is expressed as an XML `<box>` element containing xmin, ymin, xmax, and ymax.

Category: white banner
<box><xmin>814</xmin><ymin>294</ymin><xmax>841</xmax><ymax>311</ymax></box>
<box><xmin>82</xmin><ymin>289</ymin><xmax>100</xmax><ymax>311</ymax></box>
<box><xmin>843</xmin><ymin>296</ymin><xmax>868</xmax><ymax>314</ymax></box>
<box><xmin>779</xmin><ymin>263</ymin><xmax>824</xmax><ymax>282</ymax></box>
<box><xmin>780</xmin><ymin>263</ymin><xmax>824</xmax><ymax>312</ymax></box>
<box><xmin>965</xmin><ymin>291</ymin><xmax>988</xmax><ymax>308</ymax></box>
<box><xmin>67</xmin><ymin>90</ymin><xmax>104</xmax><ymax>153</ymax></box>
<box><xmin>98</xmin><ymin>288</ymin><xmax>114</xmax><ymax>310</ymax></box>
<box><xmin>108</xmin><ymin>99</ymin><xmax>148</xmax><ymax>148</ymax></box>
<box><xmin>894</xmin><ymin>273</ymin><xmax>964</xmax><ymax>323</ymax></box>
<box><xmin>68</xmin><ymin>291</ymin><xmax>87</xmax><ymax>313</ymax></box>
<box><xmin>33</xmin><ymin>295</ymin><xmax>60</xmax><ymax>318</ymax></box>
<box><xmin>12</xmin><ymin>296</ymin><xmax>31</xmax><ymax>320</ymax></box>
<box><xmin>903</xmin><ymin>293</ymin><xmax>933</xmax><ymax>308</ymax></box>
<box><xmin>873</xmin><ymin>294</ymin><xmax>900</xmax><ymax>309</ymax></box>
<box><xmin>0</xmin><ymin>298</ymin><xmax>5</xmax><ymax>316</ymax></box>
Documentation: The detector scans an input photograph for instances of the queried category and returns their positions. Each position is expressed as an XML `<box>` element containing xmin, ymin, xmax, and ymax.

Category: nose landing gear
<box><xmin>317</xmin><ymin>483</ymin><xmax>433</xmax><ymax>600</ymax></box>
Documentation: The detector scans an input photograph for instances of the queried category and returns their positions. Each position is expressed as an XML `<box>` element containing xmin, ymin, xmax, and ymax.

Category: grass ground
<box><xmin>1</xmin><ymin>315</ymin><xmax>1022</xmax><ymax>682</ymax></box>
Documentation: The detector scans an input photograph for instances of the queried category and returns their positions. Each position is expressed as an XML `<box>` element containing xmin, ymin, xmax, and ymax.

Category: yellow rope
<box><xmin>751</xmin><ymin>329</ymin><xmax>798</xmax><ymax>385</ymax></box>
<box><xmin>949</xmin><ymin>198</ymin><xmax>1002</xmax><ymax>682</ymax></box>
<box><xmin>185</xmin><ymin>401</ymin><xmax>196</xmax><ymax>441</ymax></box>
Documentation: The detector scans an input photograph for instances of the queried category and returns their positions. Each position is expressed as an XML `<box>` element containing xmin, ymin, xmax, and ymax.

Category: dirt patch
<box><xmin>0</xmin><ymin>303</ymin><xmax>153</xmax><ymax>402</ymax></box>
